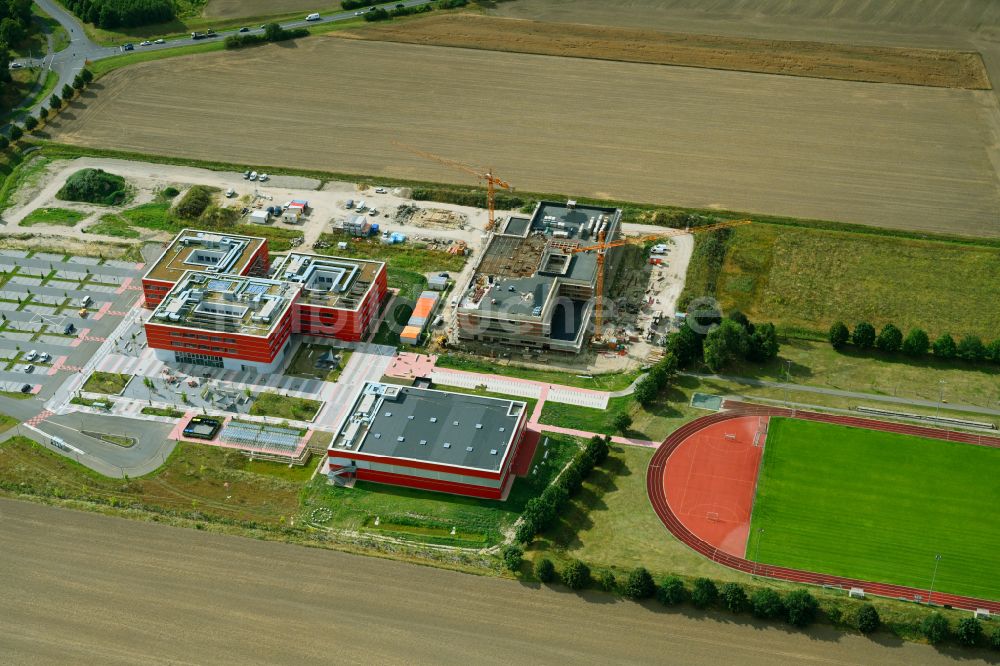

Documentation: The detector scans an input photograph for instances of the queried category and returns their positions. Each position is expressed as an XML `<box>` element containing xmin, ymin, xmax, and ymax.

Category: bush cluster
<box><xmin>514</xmin><ymin>436</ymin><xmax>610</xmax><ymax>544</ymax></box>
<box><xmin>666</xmin><ymin>311</ymin><xmax>779</xmax><ymax>373</ymax></box>
<box><xmin>174</xmin><ymin>185</ymin><xmax>215</xmax><ymax>220</ymax></box>
<box><xmin>56</xmin><ymin>168</ymin><xmax>128</xmax><ymax>205</ymax></box>
<box><xmin>63</xmin><ymin>0</ymin><xmax>173</xmax><ymax>29</ymax></box>
<box><xmin>225</xmin><ymin>23</ymin><xmax>309</xmax><ymax>49</ymax></box>
<box><xmin>0</xmin><ymin>0</ymin><xmax>34</xmax><ymax>93</ymax></box>
<box><xmin>411</xmin><ymin>186</ymin><xmax>526</xmax><ymax>212</ymax></box>
<box><xmin>830</xmin><ymin>320</ymin><xmax>1000</xmax><ymax>365</ymax></box>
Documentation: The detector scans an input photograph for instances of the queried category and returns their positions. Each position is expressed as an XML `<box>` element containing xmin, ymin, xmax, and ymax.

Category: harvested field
<box><xmin>203</xmin><ymin>0</ymin><xmax>339</xmax><ymax>19</ymax></box>
<box><xmin>46</xmin><ymin>39</ymin><xmax>1000</xmax><ymax>236</ymax></box>
<box><xmin>344</xmin><ymin>14</ymin><xmax>990</xmax><ymax>89</ymax></box>
<box><xmin>490</xmin><ymin>0</ymin><xmax>1000</xmax><ymax>36</ymax></box>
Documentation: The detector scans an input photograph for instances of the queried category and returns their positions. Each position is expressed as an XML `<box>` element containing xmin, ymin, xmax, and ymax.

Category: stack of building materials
<box><xmin>400</xmin><ymin>290</ymin><xmax>439</xmax><ymax>345</ymax></box>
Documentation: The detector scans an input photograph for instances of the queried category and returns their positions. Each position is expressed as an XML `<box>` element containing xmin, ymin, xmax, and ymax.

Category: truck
<box><xmin>191</xmin><ymin>32</ymin><xmax>205</xmax><ymax>40</ymax></box>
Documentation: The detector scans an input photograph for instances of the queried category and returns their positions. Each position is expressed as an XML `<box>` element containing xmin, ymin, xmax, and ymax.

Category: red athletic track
<box><xmin>646</xmin><ymin>404</ymin><xmax>1000</xmax><ymax>613</ymax></box>
<box><xmin>664</xmin><ymin>415</ymin><xmax>764</xmax><ymax>557</ymax></box>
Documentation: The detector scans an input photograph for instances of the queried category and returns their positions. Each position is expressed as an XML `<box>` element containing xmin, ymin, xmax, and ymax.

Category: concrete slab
<box><xmin>102</xmin><ymin>260</ymin><xmax>138</xmax><ymax>270</ymax></box>
<box><xmin>9</xmin><ymin>276</ymin><xmax>42</xmax><ymax>285</ymax></box>
<box><xmin>86</xmin><ymin>285</ymin><xmax>119</xmax><ymax>294</ymax></box>
<box><xmin>32</xmin><ymin>253</ymin><xmax>65</xmax><ymax>262</ymax></box>
<box><xmin>71</xmin><ymin>256</ymin><xmax>101</xmax><ymax>266</ymax></box>
<box><xmin>0</xmin><ymin>331</ymin><xmax>34</xmax><ymax>342</ymax></box>
<box><xmin>37</xmin><ymin>334</ymin><xmax>74</xmax><ymax>346</ymax></box>
<box><xmin>0</xmin><ymin>250</ymin><xmax>28</xmax><ymax>258</ymax></box>
<box><xmin>22</xmin><ymin>304</ymin><xmax>58</xmax><ymax>315</ymax></box>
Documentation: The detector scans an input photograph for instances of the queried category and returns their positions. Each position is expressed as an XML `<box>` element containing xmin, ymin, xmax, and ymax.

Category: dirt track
<box><xmin>46</xmin><ymin>39</ymin><xmax>999</xmax><ymax>236</ymax></box>
<box><xmin>2</xmin><ymin>498</ymin><xmax>993</xmax><ymax>665</ymax></box>
<box><xmin>344</xmin><ymin>14</ymin><xmax>990</xmax><ymax>89</ymax></box>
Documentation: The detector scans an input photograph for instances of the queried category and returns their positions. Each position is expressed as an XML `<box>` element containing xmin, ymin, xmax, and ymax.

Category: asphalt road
<box><xmin>1</xmin><ymin>499</ymin><xmax>992</xmax><ymax>666</ymax></box>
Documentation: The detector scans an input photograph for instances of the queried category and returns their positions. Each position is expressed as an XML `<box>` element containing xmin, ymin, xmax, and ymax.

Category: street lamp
<box><xmin>928</xmin><ymin>553</ymin><xmax>942</xmax><ymax>605</ymax></box>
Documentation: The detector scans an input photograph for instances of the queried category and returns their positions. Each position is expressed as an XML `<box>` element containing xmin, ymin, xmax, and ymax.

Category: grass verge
<box><xmin>436</xmin><ymin>353</ymin><xmax>641</xmax><ymax>392</ymax></box>
<box><xmin>81</xmin><ymin>372</ymin><xmax>130</xmax><ymax>395</ymax></box>
<box><xmin>249</xmin><ymin>392</ymin><xmax>321</xmax><ymax>421</ymax></box>
<box><xmin>19</xmin><ymin>207</ymin><xmax>87</xmax><ymax>227</ymax></box>
<box><xmin>141</xmin><ymin>406</ymin><xmax>185</xmax><ymax>418</ymax></box>
<box><xmin>314</xmin><ymin>231</ymin><xmax>467</xmax><ymax>274</ymax></box>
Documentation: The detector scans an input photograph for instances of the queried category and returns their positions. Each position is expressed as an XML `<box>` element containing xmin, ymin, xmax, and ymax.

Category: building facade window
<box><xmin>175</xmin><ymin>351</ymin><xmax>224</xmax><ymax>368</ymax></box>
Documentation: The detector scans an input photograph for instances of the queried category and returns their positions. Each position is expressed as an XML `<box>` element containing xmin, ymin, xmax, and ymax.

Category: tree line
<box><xmin>513</xmin><ymin>435</ymin><xmax>610</xmax><ymax>544</ymax></box>
<box><xmin>63</xmin><ymin>0</ymin><xmax>173</xmax><ymax>29</ymax></box>
<box><xmin>0</xmin><ymin>0</ymin><xmax>34</xmax><ymax>104</ymax></box>
<box><xmin>0</xmin><ymin>68</ymin><xmax>92</xmax><ymax>150</ymax></box>
<box><xmin>224</xmin><ymin>23</ymin><xmax>308</xmax><ymax>49</ymax></box>
<box><xmin>829</xmin><ymin>321</ymin><xmax>1000</xmax><ymax>365</ymax></box>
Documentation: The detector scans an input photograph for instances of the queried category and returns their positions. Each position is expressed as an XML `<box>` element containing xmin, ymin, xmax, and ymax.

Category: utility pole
<box><xmin>928</xmin><ymin>554</ymin><xmax>942</xmax><ymax>605</ymax></box>
<box><xmin>936</xmin><ymin>380</ymin><xmax>946</xmax><ymax>418</ymax></box>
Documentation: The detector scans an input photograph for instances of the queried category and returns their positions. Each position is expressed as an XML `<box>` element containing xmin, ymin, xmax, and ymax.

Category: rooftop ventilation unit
<box><xmin>475</xmin><ymin>424</ymin><xmax>483</xmax><ymax>429</ymax></box>
<box><xmin>419</xmin><ymin>439</ymin><xmax>427</xmax><ymax>445</ymax></box>
<box><xmin>452</xmin><ymin>421</ymin><xmax>459</xmax><ymax>426</ymax></box>
<box><xmin>490</xmin><ymin>449</ymin><xmax>498</xmax><ymax>455</ymax></box>
<box><xmin>397</xmin><ymin>436</ymin><xmax>405</xmax><ymax>442</ymax></box>
<box><xmin>443</xmin><ymin>442</ymin><xmax>451</xmax><ymax>448</ymax></box>
<box><xmin>430</xmin><ymin>417</ymin><xmax>437</xmax><ymax>423</ymax></box>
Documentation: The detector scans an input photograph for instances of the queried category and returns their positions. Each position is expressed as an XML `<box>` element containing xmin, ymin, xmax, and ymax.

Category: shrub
<box><xmin>585</xmin><ymin>435</ymin><xmax>610</xmax><ymax>466</ymax></box>
<box><xmin>501</xmin><ymin>545</ymin><xmax>523</xmax><ymax>572</ymax></box>
<box><xmin>828</xmin><ymin>321</ymin><xmax>849</xmax><ymax>349</ymax></box>
<box><xmin>0</xmin><ymin>136</ymin><xmax>8</xmax><ymax>151</ymax></box>
<box><xmin>855</xmin><ymin>604</ymin><xmax>880</xmax><ymax>634</ymax></box>
<box><xmin>957</xmin><ymin>335</ymin><xmax>986</xmax><ymax>362</ymax></box>
<box><xmin>988</xmin><ymin>339</ymin><xmax>1000</xmax><ymax>363</ymax></box>
<box><xmin>921</xmin><ymin>613</ymin><xmax>950</xmax><ymax>645</ymax></box>
<box><xmin>875</xmin><ymin>323</ymin><xmax>903</xmax><ymax>353</ymax></box>
<box><xmin>56</xmin><ymin>168</ymin><xmax>128</xmax><ymax>205</ymax></box>
<box><xmin>656</xmin><ymin>576</ymin><xmax>687</xmax><ymax>606</ymax></box>
<box><xmin>597</xmin><ymin>569</ymin><xmax>617</xmax><ymax>593</ymax></box>
<box><xmin>514</xmin><ymin>518</ymin><xmax>536</xmax><ymax>544</ymax></box>
<box><xmin>561</xmin><ymin>560</ymin><xmax>591</xmax><ymax>590</ymax></box>
<box><xmin>990</xmin><ymin>625</ymin><xmax>1000</xmax><ymax>650</ymax></box>
<box><xmin>622</xmin><ymin>567</ymin><xmax>655</xmax><ymax>600</ymax></box>
<box><xmin>50</xmin><ymin>93</ymin><xmax>61</xmax><ymax>108</ymax></box>
<box><xmin>23</xmin><ymin>116</ymin><xmax>37</xmax><ymax>131</ymax></box>
<box><xmin>175</xmin><ymin>185</ymin><xmax>214</xmax><ymax>219</ymax></box>
<box><xmin>535</xmin><ymin>558</ymin><xmax>555</xmax><ymax>583</ymax></box>
<box><xmin>751</xmin><ymin>588</ymin><xmax>784</xmax><ymax>620</ymax></box>
<box><xmin>612</xmin><ymin>412</ymin><xmax>632</xmax><ymax>434</ymax></box>
<box><xmin>956</xmin><ymin>617</ymin><xmax>983</xmax><ymax>647</ymax></box>
<box><xmin>8</xmin><ymin>125</ymin><xmax>22</xmax><ymax>141</ymax></box>
<box><xmin>720</xmin><ymin>583</ymin><xmax>748</xmax><ymax>613</ymax></box>
<box><xmin>852</xmin><ymin>322</ymin><xmax>876</xmax><ymax>349</ymax></box>
<box><xmin>902</xmin><ymin>328</ymin><xmax>930</xmax><ymax>356</ymax></box>
<box><xmin>37</xmin><ymin>105</ymin><xmax>48</xmax><ymax>119</ymax></box>
<box><xmin>932</xmin><ymin>333</ymin><xmax>957</xmax><ymax>359</ymax></box>
<box><xmin>690</xmin><ymin>578</ymin><xmax>718</xmax><ymax>609</ymax></box>
<box><xmin>161</xmin><ymin>186</ymin><xmax>180</xmax><ymax>198</ymax></box>
<box><xmin>784</xmin><ymin>590</ymin><xmax>819</xmax><ymax>627</ymax></box>
<box><xmin>61</xmin><ymin>83</ymin><xmax>74</xmax><ymax>100</ymax></box>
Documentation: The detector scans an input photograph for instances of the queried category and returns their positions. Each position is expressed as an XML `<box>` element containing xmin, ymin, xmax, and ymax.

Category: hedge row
<box><xmin>829</xmin><ymin>321</ymin><xmax>1000</xmax><ymax>365</ymax></box>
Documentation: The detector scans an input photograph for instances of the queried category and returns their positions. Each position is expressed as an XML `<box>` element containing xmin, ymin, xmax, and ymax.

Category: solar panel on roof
<box><xmin>243</xmin><ymin>282</ymin><xmax>269</xmax><ymax>295</ymax></box>
<box><xmin>207</xmin><ymin>279</ymin><xmax>234</xmax><ymax>291</ymax></box>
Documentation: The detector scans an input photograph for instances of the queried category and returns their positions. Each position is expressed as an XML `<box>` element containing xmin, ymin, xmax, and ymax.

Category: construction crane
<box><xmin>393</xmin><ymin>142</ymin><xmax>513</xmax><ymax>231</ymax></box>
<box><xmin>569</xmin><ymin>219</ymin><xmax>752</xmax><ymax>336</ymax></box>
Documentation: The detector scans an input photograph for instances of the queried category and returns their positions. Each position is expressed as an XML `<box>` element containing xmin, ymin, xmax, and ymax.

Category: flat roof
<box><xmin>463</xmin><ymin>275</ymin><xmax>556</xmax><ymax>318</ymax></box>
<box><xmin>150</xmin><ymin>270</ymin><xmax>300</xmax><ymax>337</ymax></box>
<box><xmin>144</xmin><ymin>230</ymin><xmax>267</xmax><ymax>283</ymax></box>
<box><xmin>330</xmin><ymin>383</ymin><xmax>526</xmax><ymax>473</ymax></box>
<box><xmin>271</xmin><ymin>252</ymin><xmax>384</xmax><ymax>310</ymax></box>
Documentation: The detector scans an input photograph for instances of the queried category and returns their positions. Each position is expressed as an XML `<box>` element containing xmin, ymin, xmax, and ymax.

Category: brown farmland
<box><xmin>343</xmin><ymin>14</ymin><xmax>990</xmax><ymax>89</ymax></box>
<box><xmin>203</xmin><ymin>0</ymin><xmax>339</xmax><ymax>19</ymax></box>
<box><xmin>47</xmin><ymin>39</ymin><xmax>1000</xmax><ymax>236</ymax></box>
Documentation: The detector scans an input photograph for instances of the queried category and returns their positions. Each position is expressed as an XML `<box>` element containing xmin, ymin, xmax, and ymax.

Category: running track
<box><xmin>646</xmin><ymin>404</ymin><xmax>1000</xmax><ymax>613</ymax></box>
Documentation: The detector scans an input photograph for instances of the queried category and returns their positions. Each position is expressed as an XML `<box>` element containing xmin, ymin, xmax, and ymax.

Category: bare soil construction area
<box><xmin>45</xmin><ymin>39</ymin><xmax>1000</xmax><ymax>236</ymax></box>
<box><xmin>343</xmin><ymin>14</ymin><xmax>990</xmax><ymax>89</ymax></box>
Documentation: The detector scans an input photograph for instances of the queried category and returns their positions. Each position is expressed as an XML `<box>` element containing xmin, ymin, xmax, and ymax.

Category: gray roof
<box><xmin>338</xmin><ymin>384</ymin><xmax>526</xmax><ymax>472</ymax></box>
<box><xmin>479</xmin><ymin>276</ymin><xmax>555</xmax><ymax>318</ymax></box>
<box><xmin>530</xmin><ymin>201</ymin><xmax>619</xmax><ymax>237</ymax></box>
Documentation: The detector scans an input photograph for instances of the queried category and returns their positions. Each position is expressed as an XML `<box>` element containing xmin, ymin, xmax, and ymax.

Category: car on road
<box><xmin>354</xmin><ymin>11</ymin><xmax>364</xmax><ymax>15</ymax></box>
<box><xmin>140</xmin><ymin>40</ymin><xmax>152</xmax><ymax>46</ymax></box>
<box><xmin>25</xmin><ymin>350</ymin><xmax>37</xmax><ymax>361</ymax></box>
<box><xmin>122</xmin><ymin>43</ymin><xmax>134</xmax><ymax>51</ymax></box>
<box><xmin>9</xmin><ymin>62</ymin><xmax>23</xmax><ymax>69</ymax></box>
<box><xmin>396</xmin><ymin>3</ymin><xmax>405</xmax><ymax>8</ymax></box>
<box><xmin>306</xmin><ymin>13</ymin><xmax>321</xmax><ymax>21</ymax></box>
<box><xmin>239</xmin><ymin>27</ymin><xmax>249</xmax><ymax>32</ymax></box>
<box><xmin>154</xmin><ymin>38</ymin><xmax>165</xmax><ymax>44</ymax></box>
<box><xmin>206</xmin><ymin>29</ymin><xmax>216</xmax><ymax>36</ymax></box>
<box><xmin>375</xmin><ymin>187</ymin><xmax>386</xmax><ymax>193</ymax></box>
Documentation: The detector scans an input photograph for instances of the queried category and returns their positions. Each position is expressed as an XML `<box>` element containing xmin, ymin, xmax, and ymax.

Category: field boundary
<box><xmin>647</xmin><ymin>405</ymin><xmax>1000</xmax><ymax>612</ymax></box>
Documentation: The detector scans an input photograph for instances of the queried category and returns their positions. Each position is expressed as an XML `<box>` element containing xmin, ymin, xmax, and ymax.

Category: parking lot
<box><xmin>0</xmin><ymin>249</ymin><xmax>144</xmax><ymax>399</ymax></box>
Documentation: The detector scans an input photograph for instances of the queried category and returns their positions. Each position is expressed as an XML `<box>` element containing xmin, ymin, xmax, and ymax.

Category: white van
<box><xmin>306</xmin><ymin>13</ymin><xmax>321</xmax><ymax>21</ymax></box>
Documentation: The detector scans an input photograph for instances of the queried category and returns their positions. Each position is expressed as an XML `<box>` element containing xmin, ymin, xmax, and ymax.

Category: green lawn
<box><xmin>81</xmin><ymin>372</ymin><xmax>131</xmax><ymax>395</ymax></box>
<box><xmin>285</xmin><ymin>343</ymin><xmax>352</xmax><ymax>382</ymax></box>
<box><xmin>690</xmin><ymin>224</ymin><xmax>1000</xmax><ymax>339</ymax></box>
<box><xmin>749</xmin><ymin>417</ymin><xmax>1000</xmax><ymax>601</ymax></box>
<box><xmin>141</xmin><ymin>406</ymin><xmax>185</xmax><ymax>418</ymax></box>
<box><xmin>0</xmin><ymin>413</ymin><xmax>16</xmax><ymax>433</ymax></box>
<box><xmin>436</xmin><ymin>353</ymin><xmax>641</xmax><ymax>392</ymax></box>
<box><xmin>19</xmin><ymin>207</ymin><xmax>86</xmax><ymax>227</ymax></box>
<box><xmin>86</xmin><ymin>215</ymin><xmax>141</xmax><ymax>238</ymax></box>
<box><xmin>315</xmin><ymin>232</ymin><xmax>467</xmax><ymax>274</ymax></box>
<box><xmin>302</xmin><ymin>432</ymin><xmax>580</xmax><ymax>547</ymax></box>
<box><xmin>249</xmin><ymin>392</ymin><xmax>321</xmax><ymax>421</ymax></box>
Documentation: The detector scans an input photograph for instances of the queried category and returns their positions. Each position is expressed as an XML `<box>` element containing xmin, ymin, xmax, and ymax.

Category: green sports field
<box><xmin>748</xmin><ymin>418</ymin><xmax>1000</xmax><ymax>601</ymax></box>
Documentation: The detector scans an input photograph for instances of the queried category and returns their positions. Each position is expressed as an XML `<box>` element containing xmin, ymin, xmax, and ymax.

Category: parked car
<box><xmin>369</xmin><ymin>208</ymin><xmax>378</xmax><ymax>216</ymax></box>
<box><xmin>9</xmin><ymin>62</ymin><xmax>23</xmax><ymax>69</ymax></box>
<box><xmin>345</xmin><ymin>199</ymin><xmax>354</xmax><ymax>209</ymax></box>
<box><xmin>38</xmin><ymin>352</ymin><xmax>51</xmax><ymax>362</ymax></box>
<box><xmin>258</xmin><ymin>173</ymin><xmax>269</xmax><ymax>182</ymax></box>
<box><xmin>249</xmin><ymin>171</ymin><xmax>258</xmax><ymax>181</ymax></box>
<box><xmin>375</xmin><ymin>187</ymin><xmax>386</xmax><ymax>193</ymax></box>
<box><xmin>20</xmin><ymin>383</ymin><xmax>31</xmax><ymax>394</ymax></box>
<box><xmin>243</xmin><ymin>170</ymin><xmax>251</xmax><ymax>179</ymax></box>
<box><xmin>225</xmin><ymin>188</ymin><xmax>236</xmax><ymax>198</ymax></box>
<box><xmin>24</xmin><ymin>350</ymin><xmax>37</xmax><ymax>361</ymax></box>
<box><xmin>239</xmin><ymin>26</ymin><xmax>249</xmax><ymax>32</ymax></box>
<box><xmin>25</xmin><ymin>364</ymin><xmax>35</xmax><ymax>374</ymax></box>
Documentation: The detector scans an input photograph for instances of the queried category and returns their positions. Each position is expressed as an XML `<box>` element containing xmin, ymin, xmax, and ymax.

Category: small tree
<box><xmin>37</xmin><ymin>105</ymin><xmax>48</xmax><ymax>119</ymax></box>
<box><xmin>751</xmin><ymin>588</ymin><xmax>784</xmax><ymax>620</ymax></box>
<box><xmin>535</xmin><ymin>558</ymin><xmax>555</xmax><ymax>583</ymax></box>
<box><xmin>632</xmin><ymin>376</ymin><xmax>658</xmax><ymax>406</ymax></box>
<box><xmin>990</xmin><ymin>624</ymin><xmax>1000</xmax><ymax>650</ymax></box>
<box><xmin>0</xmin><ymin>135</ymin><xmax>8</xmax><ymax>152</ymax></box>
<box><xmin>263</xmin><ymin>22</ymin><xmax>283</xmax><ymax>40</ymax></box>
<box><xmin>875</xmin><ymin>323</ymin><xmax>903</xmax><ymax>353</ymax></box>
<box><xmin>81</xmin><ymin>68</ymin><xmax>93</xmax><ymax>83</ymax></box>
<box><xmin>656</xmin><ymin>576</ymin><xmax>687</xmax><ymax>605</ymax></box>
<box><xmin>784</xmin><ymin>589</ymin><xmax>819</xmax><ymax>627</ymax></box>
<box><xmin>561</xmin><ymin>560</ymin><xmax>591</xmax><ymax>590</ymax></box>
<box><xmin>829</xmin><ymin>321</ymin><xmax>849</xmax><ymax>350</ymax></box>
<box><xmin>720</xmin><ymin>582</ymin><xmax>748</xmax><ymax>613</ymax></box>
<box><xmin>50</xmin><ymin>93</ymin><xmax>62</xmax><ymax>109</ymax></box>
<box><xmin>852</xmin><ymin>322</ymin><xmax>876</xmax><ymax>349</ymax></box>
<box><xmin>957</xmin><ymin>335</ymin><xmax>986</xmax><ymax>362</ymax></box>
<box><xmin>73</xmin><ymin>74</ymin><xmax>85</xmax><ymax>90</ymax></box>
<box><xmin>690</xmin><ymin>578</ymin><xmax>718</xmax><ymax>609</ymax></box>
<box><xmin>597</xmin><ymin>569</ymin><xmax>617</xmax><ymax>593</ymax></box>
<box><xmin>514</xmin><ymin>518</ymin><xmax>536</xmax><ymax>544</ymax></box>
<box><xmin>956</xmin><ymin>617</ymin><xmax>983</xmax><ymax>647</ymax></box>
<box><xmin>8</xmin><ymin>125</ymin><xmax>22</xmax><ymax>142</ymax></box>
<box><xmin>24</xmin><ymin>116</ymin><xmax>38</xmax><ymax>131</ymax></box>
<box><xmin>612</xmin><ymin>412</ymin><xmax>632</xmax><ymax>434</ymax></box>
<box><xmin>748</xmin><ymin>322</ymin><xmax>780</xmax><ymax>362</ymax></box>
<box><xmin>855</xmin><ymin>604</ymin><xmax>880</xmax><ymax>634</ymax></box>
<box><xmin>902</xmin><ymin>328</ymin><xmax>930</xmax><ymax>357</ymax></box>
<box><xmin>922</xmin><ymin>613</ymin><xmax>950</xmax><ymax>645</ymax></box>
<box><xmin>62</xmin><ymin>83</ymin><xmax>74</xmax><ymax>99</ymax></box>
<box><xmin>932</xmin><ymin>333</ymin><xmax>957</xmax><ymax>359</ymax></box>
<box><xmin>703</xmin><ymin>319</ymin><xmax>750</xmax><ymax>372</ymax></box>
<box><xmin>622</xmin><ymin>567</ymin><xmax>655</xmax><ymax>600</ymax></box>
<box><xmin>987</xmin><ymin>339</ymin><xmax>1000</xmax><ymax>363</ymax></box>
<box><xmin>501</xmin><ymin>545</ymin><xmax>523</xmax><ymax>572</ymax></box>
